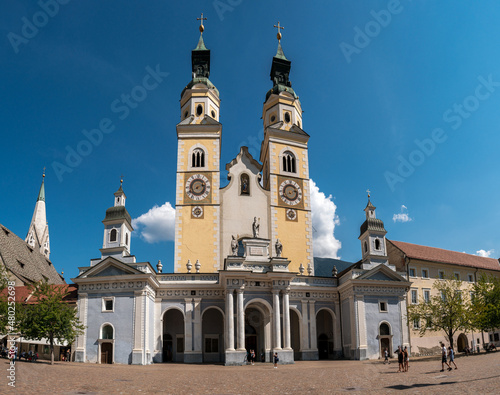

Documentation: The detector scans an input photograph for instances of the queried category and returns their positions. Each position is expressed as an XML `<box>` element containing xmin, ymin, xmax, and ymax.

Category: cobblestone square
<box><xmin>3</xmin><ymin>352</ymin><xmax>500</xmax><ymax>394</ymax></box>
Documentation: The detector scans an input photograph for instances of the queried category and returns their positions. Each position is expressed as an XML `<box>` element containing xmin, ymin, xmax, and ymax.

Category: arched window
<box><xmin>191</xmin><ymin>148</ymin><xmax>205</xmax><ymax>168</ymax></box>
<box><xmin>102</xmin><ymin>324</ymin><xmax>114</xmax><ymax>339</ymax></box>
<box><xmin>240</xmin><ymin>174</ymin><xmax>250</xmax><ymax>195</ymax></box>
<box><xmin>125</xmin><ymin>233</ymin><xmax>129</xmax><ymax>245</ymax></box>
<box><xmin>282</xmin><ymin>151</ymin><xmax>296</xmax><ymax>173</ymax></box>
<box><xmin>364</xmin><ymin>241</ymin><xmax>368</xmax><ymax>253</ymax></box>
<box><xmin>379</xmin><ymin>323</ymin><xmax>390</xmax><ymax>336</ymax></box>
<box><xmin>110</xmin><ymin>229</ymin><xmax>117</xmax><ymax>242</ymax></box>
<box><xmin>375</xmin><ymin>239</ymin><xmax>381</xmax><ymax>250</ymax></box>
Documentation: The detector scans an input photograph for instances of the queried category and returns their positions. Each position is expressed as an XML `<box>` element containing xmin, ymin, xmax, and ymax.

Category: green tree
<box><xmin>18</xmin><ymin>281</ymin><xmax>84</xmax><ymax>365</ymax></box>
<box><xmin>471</xmin><ymin>274</ymin><xmax>500</xmax><ymax>336</ymax></box>
<box><xmin>407</xmin><ymin>278</ymin><xmax>472</xmax><ymax>349</ymax></box>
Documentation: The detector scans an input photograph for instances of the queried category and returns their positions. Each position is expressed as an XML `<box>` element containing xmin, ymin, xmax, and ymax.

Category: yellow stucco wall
<box><xmin>176</xmin><ymin>205</ymin><xmax>218</xmax><ymax>273</ymax></box>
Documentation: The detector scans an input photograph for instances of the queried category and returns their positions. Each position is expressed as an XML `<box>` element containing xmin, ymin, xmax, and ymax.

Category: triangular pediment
<box><xmin>77</xmin><ymin>257</ymin><xmax>142</xmax><ymax>279</ymax></box>
<box><xmin>357</xmin><ymin>264</ymin><xmax>407</xmax><ymax>282</ymax></box>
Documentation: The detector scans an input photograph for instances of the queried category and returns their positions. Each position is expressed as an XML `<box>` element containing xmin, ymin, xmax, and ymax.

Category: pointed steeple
<box><xmin>26</xmin><ymin>170</ymin><xmax>50</xmax><ymax>258</ymax></box>
<box><xmin>359</xmin><ymin>192</ymin><xmax>388</xmax><ymax>270</ymax></box>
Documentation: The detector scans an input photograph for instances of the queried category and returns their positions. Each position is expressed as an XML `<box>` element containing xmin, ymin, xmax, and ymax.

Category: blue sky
<box><xmin>1</xmin><ymin>1</ymin><xmax>499</xmax><ymax>281</ymax></box>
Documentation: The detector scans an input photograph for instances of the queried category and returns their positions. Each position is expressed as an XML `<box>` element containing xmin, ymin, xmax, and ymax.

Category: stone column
<box><xmin>236</xmin><ymin>288</ymin><xmax>245</xmax><ymax>350</ymax></box>
<box><xmin>273</xmin><ymin>290</ymin><xmax>282</xmax><ymax>349</ymax></box>
<box><xmin>184</xmin><ymin>298</ymin><xmax>193</xmax><ymax>352</ymax></box>
<box><xmin>193</xmin><ymin>298</ymin><xmax>202</xmax><ymax>353</ymax></box>
<box><xmin>300</xmin><ymin>299</ymin><xmax>309</xmax><ymax>351</ymax></box>
<box><xmin>74</xmin><ymin>292</ymin><xmax>87</xmax><ymax>362</ymax></box>
<box><xmin>309</xmin><ymin>300</ymin><xmax>317</xmax><ymax>350</ymax></box>
<box><xmin>283</xmin><ymin>289</ymin><xmax>291</xmax><ymax>350</ymax></box>
<box><xmin>132</xmin><ymin>290</ymin><xmax>145</xmax><ymax>364</ymax></box>
<box><xmin>226</xmin><ymin>290</ymin><xmax>235</xmax><ymax>350</ymax></box>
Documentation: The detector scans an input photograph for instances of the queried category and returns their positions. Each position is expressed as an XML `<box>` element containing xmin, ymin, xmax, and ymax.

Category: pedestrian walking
<box><xmin>273</xmin><ymin>352</ymin><xmax>279</xmax><ymax>369</ymax></box>
<box><xmin>448</xmin><ymin>346</ymin><xmax>457</xmax><ymax>370</ymax></box>
<box><xmin>395</xmin><ymin>346</ymin><xmax>404</xmax><ymax>372</ymax></box>
<box><xmin>403</xmin><ymin>346</ymin><xmax>409</xmax><ymax>372</ymax></box>
<box><xmin>250</xmin><ymin>349</ymin><xmax>255</xmax><ymax>365</ymax></box>
<box><xmin>383</xmin><ymin>348</ymin><xmax>390</xmax><ymax>364</ymax></box>
<box><xmin>440</xmin><ymin>342</ymin><xmax>451</xmax><ymax>372</ymax></box>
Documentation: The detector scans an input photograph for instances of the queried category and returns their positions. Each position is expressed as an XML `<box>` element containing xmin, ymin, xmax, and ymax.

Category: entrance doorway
<box><xmin>100</xmin><ymin>342</ymin><xmax>112</xmax><ymax>364</ymax></box>
<box><xmin>379</xmin><ymin>322</ymin><xmax>392</xmax><ymax>358</ymax></box>
<box><xmin>457</xmin><ymin>333</ymin><xmax>468</xmax><ymax>352</ymax></box>
<box><xmin>380</xmin><ymin>338</ymin><xmax>390</xmax><ymax>358</ymax></box>
<box><xmin>318</xmin><ymin>334</ymin><xmax>329</xmax><ymax>359</ymax></box>
<box><xmin>162</xmin><ymin>308</ymin><xmax>184</xmax><ymax>362</ymax></box>
<box><xmin>245</xmin><ymin>323</ymin><xmax>257</xmax><ymax>354</ymax></box>
<box><xmin>163</xmin><ymin>334</ymin><xmax>173</xmax><ymax>362</ymax></box>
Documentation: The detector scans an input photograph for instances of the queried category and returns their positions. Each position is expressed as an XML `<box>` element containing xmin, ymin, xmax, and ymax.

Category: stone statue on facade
<box><xmin>332</xmin><ymin>265</ymin><xmax>338</xmax><ymax>277</ymax></box>
<box><xmin>275</xmin><ymin>239</ymin><xmax>282</xmax><ymax>257</ymax></box>
<box><xmin>252</xmin><ymin>217</ymin><xmax>260</xmax><ymax>238</ymax></box>
<box><xmin>231</xmin><ymin>235</ymin><xmax>238</xmax><ymax>256</ymax></box>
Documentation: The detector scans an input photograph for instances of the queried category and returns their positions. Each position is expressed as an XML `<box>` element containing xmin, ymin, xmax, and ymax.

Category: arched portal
<box><xmin>316</xmin><ymin>309</ymin><xmax>334</xmax><ymax>360</ymax></box>
<box><xmin>290</xmin><ymin>309</ymin><xmax>301</xmax><ymax>360</ymax></box>
<box><xmin>245</xmin><ymin>301</ymin><xmax>272</xmax><ymax>362</ymax></box>
<box><xmin>162</xmin><ymin>308</ymin><xmax>184</xmax><ymax>362</ymax></box>
<box><xmin>202</xmin><ymin>307</ymin><xmax>224</xmax><ymax>363</ymax></box>
<box><xmin>457</xmin><ymin>333</ymin><xmax>468</xmax><ymax>352</ymax></box>
<box><xmin>378</xmin><ymin>322</ymin><xmax>393</xmax><ymax>358</ymax></box>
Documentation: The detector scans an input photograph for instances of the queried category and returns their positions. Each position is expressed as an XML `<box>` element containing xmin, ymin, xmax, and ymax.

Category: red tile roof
<box><xmin>389</xmin><ymin>240</ymin><xmax>500</xmax><ymax>272</ymax></box>
<box><xmin>0</xmin><ymin>284</ymin><xmax>78</xmax><ymax>304</ymax></box>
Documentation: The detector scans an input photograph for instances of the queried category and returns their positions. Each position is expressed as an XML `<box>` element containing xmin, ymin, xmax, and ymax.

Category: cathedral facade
<box><xmin>72</xmin><ymin>25</ymin><xmax>411</xmax><ymax>365</ymax></box>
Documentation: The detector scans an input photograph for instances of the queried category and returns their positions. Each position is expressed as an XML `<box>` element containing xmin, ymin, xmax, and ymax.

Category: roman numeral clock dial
<box><xmin>279</xmin><ymin>179</ymin><xmax>302</xmax><ymax>206</ymax></box>
<box><xmin>185</xmin><ymin>174</ymin><xmax>211</xmax><ymax>201</ymax></box>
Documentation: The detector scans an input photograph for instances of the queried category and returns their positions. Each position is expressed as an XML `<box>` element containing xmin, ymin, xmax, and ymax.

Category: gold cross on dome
<box><xmin>42</xmin><ymin>166</ymin><xmax>46</xmax><ymax>178</ymax></box>
<box><xmin>274</xmin><ymin>21</ymin><xmax>284</xmax><ymax>41</ymax></box>
<box><xmin>120</xmin><ymin>174</ymin><xmax>124</xmax><ymax>186</ymax></box>
<box><xmin>366</xmin><ymin>189</ymin><xmax>371</xmax><ymax>198</ymax></box>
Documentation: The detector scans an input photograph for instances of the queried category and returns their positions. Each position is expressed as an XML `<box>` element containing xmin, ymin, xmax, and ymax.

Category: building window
<box><xmin>468</xmin><ymin>274</ymin><xmax>474</xmax><ymax>283</ymax></box>
<box><xmin>413</xmin><ymin>319</ymin><xmax>420</xmax><ymax>329</ymax></box>
<box><xmin>455</xmin><ymin>291</ymin><xmax>462</xmax><ymax>301</ymax></box>
<box><xmin>176</xmin><ymin>336</ymin><xmax>184</xmax><ymax>353</ymax></box>
<box><xmin>495</xmin><ymin>333</ymin><xmax>499</xmax><ymax>342</ymax></box>
<box><xmin>438</xmin><ymin>270</ymin><xmax>445</xmax><ymax>280</ymax></box>
<box><xmin>379</xmin><ymin>301</ymin><xmax>388</xmax><ymax>312</ymax></box>
<box><xmin>101</xmin><ymin>325</ymin><xmax>114</xmax><ymax>339</ymax></box>
<box><xmin>125</xmin><ymin>233</ymin><xmax>129</xmax><ymax>245</ymax></box>
<box><xmin>102</xmin><ymin>297</ymin><xmax>114</xmax><ymax>312</ymax></box>
<box><xmin>411</xmin><ymin>289</ymin><xmax>418</xmax><ymax>304</ymax></box>
<box><xmin>282</xmin><ymin>151</ymin><xmax>296</xmax><ymax>173</ymax></box>
<box><xmin>240</xmin><ymin>174</ymin><xmax>250</xmax><ymax>195</ymax></box>
<box><xmin>421</xmin><ymin>269</ymin><xmax>429</xmax><ymax>279</ymax></box>
<box><xmin>110</xmin><ymin>229</ymin><xmax>117</xmax><ymax>242</ymax></box>
<box><xmin>284</xmin><ymin>112</ymin><xmax>291</xmax><ymax>123</ymax></box>
<box><xmin>196</xmin><ymin>104</ymin><xmax>203</xmax><ymax>116</ymax></box>
<box><xmin>364</xmin><ymin>241</ymin><xmax>368</xmax><ymax>253</ymax></box>
<box><xmin>204</xmin><ymin>336</ymin><xmax>219</xmax><ymax>353</ymax></box>
<box><xmin>409</xmin><ymin>268</ymin><xmax>416</xmax><ymax>278</ymax></box>
<box><xmin>379</xmin><ymin>323</ymin><xmax>390</xmax><ymax>335</ymax></box>
<box><xmin>441</xmin><ymin>291</ymin><xmax>446</xmax><ymax>301</ymax></box>
<box><xmin>454</xmin><ymin>272</ymin><xmax>460</xmax><ymax>281</ymax></box>
<box><xmin>470</xmin><ymin>291</ymin><xmax>475</xmax><ymax>302</ymax></box>
<box><xmin>375</xmin><ymin>239</ymin><xmax>381</xmax><ymax>250</ymax></box>
<box><xmin>191</xmin><ymin>148</ymin><xmax>205</xmax><ymax>168</ymax></box>
<box><xmin>423</xmin><ymin>289</ymin><xmax>430</xmax><ymax>303</ymax></box>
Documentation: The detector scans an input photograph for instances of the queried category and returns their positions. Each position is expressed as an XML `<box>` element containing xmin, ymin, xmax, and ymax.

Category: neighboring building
<box><xmin>0</xmin><ymin>175</ymin><xmax>63</xmax><ymax>286</ymax></box>
<box><xmin>387</xmin><ymin>240</ymin><xmax>500</xmax><ymax>355</ymax></box>
<box><xmin>72</xmin><ymin>25</ymin><xmax>411</xmax><ymax>365</ymax></box>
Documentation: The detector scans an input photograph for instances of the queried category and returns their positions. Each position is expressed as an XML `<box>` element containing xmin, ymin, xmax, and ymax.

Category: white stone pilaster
<box><xmin>300</xmin><ymin>299</ymin><xmax>309</xmax><ymax>351</ymax></box>
<box><xmin>226</xmin><ymin>290</ymin><xmax>235</xmax><ymax>350</ymax></box>
<box><xmin>356</xmin><ymin>295</ymin><xmax>367</xmax><ymax>349</ymax></box>
<box><xmin>236</xmin><ymin>289</ymin><xmax>245</xmax><ymax>350</ymax></box>
<box><xmin>184</xmin><ymin>298</ymin><xmax>193</xmax><ymax>352</ymax></box>
<box><xmin>273</xmin><ymin>290</ymin><xmax>282</xmax><ymax>349</ymax></box>
<box><xmin>193</xmin><ymin>298</ymin><xmax>202</xmax><ymax>352</ymax></box>
<box><xmin>283</xmin><ymin>290</ymin><xmax>291</xmax><ymax>350</ymax></box>
<box><xmin>309</xmin><ymin>300</ymin><xmax>317</xmax><ymax>350</ymax></box>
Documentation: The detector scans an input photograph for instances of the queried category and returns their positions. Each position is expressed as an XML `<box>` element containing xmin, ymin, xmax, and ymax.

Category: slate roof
<box><xmin>314</xmin><ymin>257</ymin><xmax>355</xmax><ymax>277</ymax></box>
<box><xmin>389</xmin><ymin>240</ymin><xmax>500</xmax><ymax>272</ymax></box>
<box><xmin>0</xmin><ymin>284</ymin><xmax>77</xmax><ymax>304</ymax></box>
<box><xmin>0</xmin><ymin>224</ymin><xmax>65</xmax><ymax>285</ymax></box>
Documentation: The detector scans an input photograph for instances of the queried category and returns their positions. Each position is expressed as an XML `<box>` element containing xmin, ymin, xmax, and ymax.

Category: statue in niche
<box><xmin>240</xmin><ymin>174</ymin><xmax>250</xmax><ymax>195</ymax></box>
<box><xmin>275</xmin><ymin>239</ymin><xmax>282</xmax><ymax>257</ymax></box>
<box><xmin>252</xmin><ymin>217</ymin><xmax>260</xmax><ymax>238</ymax></box>
<box><xmin>231</xmin><ymin>235</ymin><xmax>238</xmax><ymax>256</ymax></box>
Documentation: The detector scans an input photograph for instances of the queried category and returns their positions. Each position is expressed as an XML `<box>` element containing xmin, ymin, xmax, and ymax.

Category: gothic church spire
<box><xmin>26</xmin><ymin>170</ymin><xmax>50</xmax><ymax>258</ymax></box>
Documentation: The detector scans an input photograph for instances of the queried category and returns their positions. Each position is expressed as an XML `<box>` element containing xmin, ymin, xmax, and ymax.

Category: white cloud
<box><xmin>132</xmin><ymin>202</ymin><xmax>176</xmax><ymax>243</ymax></box>
<box><xmin>476</xmin><ymin>249</ymin><xmax>494</xmax><ymax>258</ymax></box>
<box><xmin>393</xmin><ymin>205</ymin><xmax>412</xmax><ymax>223</ymax></box>
<box><xmin>310</xmin><ymin>180</ymin><xmax>341</xmax><ymax>258</ymax></box>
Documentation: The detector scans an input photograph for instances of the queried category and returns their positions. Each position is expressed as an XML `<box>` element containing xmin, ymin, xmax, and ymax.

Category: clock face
<box><xmin>279</xmin><ymin>179</ymin><xmax>302</xmax><ymax>205</ymax></box>
<box><xmin>185</xmin><ymin>174</ymin><xmax>211</xmax><ymax>201</ymax></box>
<box><xmin>286</xmin><ymin>208</ymin><xmax>297</xmax><ymax>221</ymax></box>
<box><xmin>192</xmin><ymin>206</ymin><xmax>203</xmax><ymax>218</ymax></box>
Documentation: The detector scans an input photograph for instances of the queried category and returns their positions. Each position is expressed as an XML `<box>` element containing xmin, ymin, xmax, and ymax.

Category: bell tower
<box><xmin>174</xmin><ymin>15</ymin><xmax>222</xmax><ymax>273</ymax></box>
<box><xmin>260</xmin><ymin>23</ymin><xmax>313</xmax><ymax>274</ymax></box>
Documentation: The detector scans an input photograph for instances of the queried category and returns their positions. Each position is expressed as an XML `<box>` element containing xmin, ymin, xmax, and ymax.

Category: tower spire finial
<box><xmin>366</xmin><ymin>189</ymin><xmax>371</xmax><ymax>199</ymax></box>
<box><xmin>273</xmin><ymin>21</ymin><xmax>284</xmax><ymax>42</ymax></box>
<box><xmin>197</xmin><ymin>12</ymin><xmax>207</xmax><ymax>34</ymax></box>
<box><xmin>120</xmin><ymin>173</ymin><xmax>124</xmax><ymax>187</ymax></box>
<box><xmin>42</xmin><ymin>166</ymin><xmax>46</xmax><ymax>179</ymax></box>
